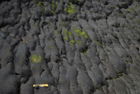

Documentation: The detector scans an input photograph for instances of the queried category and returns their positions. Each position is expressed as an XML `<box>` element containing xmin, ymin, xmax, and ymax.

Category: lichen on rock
<box><xmin>31</xmin><ymin>54</ymin><xmax>42</xmax><ymax>63</ymax></box>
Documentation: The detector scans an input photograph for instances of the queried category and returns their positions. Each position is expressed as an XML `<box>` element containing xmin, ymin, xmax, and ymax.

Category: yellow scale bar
<box><xmin>33</xmin><ymin>84</ymin><xmax>49</xmax><ymax>87</ymax></box>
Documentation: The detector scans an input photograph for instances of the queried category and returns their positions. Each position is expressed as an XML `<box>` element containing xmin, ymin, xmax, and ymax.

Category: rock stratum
<box><xmin>0</xmin><ymin>0</ymin><xmax>140</xmax><ymax>94</ymax></box>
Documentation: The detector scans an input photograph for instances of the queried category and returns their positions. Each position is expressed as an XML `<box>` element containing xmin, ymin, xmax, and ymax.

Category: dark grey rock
<box><xmin>0</xmin><ymin>0</ymin><xmax>140</xmax><ymax>94</ymax></box>
<box><xmin>20</xmin><ymin>77</ymin><xmax>35</xmax><ymax>94</ymax></box>
<box><xmin>0</xmin><ymin>49</ymin><xmax>13</xmax><ymax>67</ymax></box>
<box><xmin>0</xmin><ymin>63</ymin><xmax>20</xmax><ymax>94</ymax></box>
<box><xmin>107</xmin><ymin>51</ymin><xmax>126</xmax><ymax>73</ymax></box>
<box><xmin>0</xmin><ymin>30</ymin><xmax>7</xmax><ymax>39</ymax></box>
<box><xmin>113</xmin><ymin>78</ymin><xmax>127</xmax><ymax>94</ymax></box>
<box><xmin>51</xmin><ymin>62</ymin><xmax>59</xmax><ymax>80</ymax></box>
<box><xmin>77</xmin><ymin>68</ymin><xmax>94</xmax><ymax>93</ymax></box>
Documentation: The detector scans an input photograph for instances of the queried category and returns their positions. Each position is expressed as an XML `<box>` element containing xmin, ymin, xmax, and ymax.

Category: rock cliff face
<box><xmin>0</xmin><ymin>0</ymin><xmax>140</xmax><ymax>94</ymax></box>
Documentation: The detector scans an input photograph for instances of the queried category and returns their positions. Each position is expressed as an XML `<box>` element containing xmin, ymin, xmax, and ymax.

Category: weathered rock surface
<box><xmin>0</xmin><ymin>0</ymin><xmax>140</xmax><ymax>94</ymax></box>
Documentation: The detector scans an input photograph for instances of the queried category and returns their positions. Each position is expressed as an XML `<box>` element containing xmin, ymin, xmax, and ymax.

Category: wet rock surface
<box><xmin>0</xmin><ymin>0</ymin><xmax>140</xmax><ymax>94</ymax></box>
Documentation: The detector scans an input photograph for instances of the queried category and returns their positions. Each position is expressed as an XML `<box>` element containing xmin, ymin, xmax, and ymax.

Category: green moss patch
<box><xmin>59</xmin><ymin>26</ymin><xmax>63</xmax><ymax>29</ymax></box>
<box><xmin>62</xmin><ymin>21</ymin><xmax>69</xmax><ymax>27</ymax></box>
<box><xmin>34</xmin><ymin>66</ymin><xmax>37</xmax><ymax>69</ymax></box>
<box><xmin>50</xmin><ymin>1</ymin><xmax>58</xmax><ymax>13</ymax></box>
<box><xmin>41</xmin><ymin>4</ymin><xmax>45</xmax><ymax>14</ymax></box>
<box><xmin>76</xmin><ymin>34</ymin><xmax>79</xmax><ymax>36</ymax></box>
<box><xmin>70</xmin><ymin>40</ymin><xmax>75</xmax><ymax>43</ymax></box>
<box><xmin>76</xmin><ymin>41</ymin><xmax>82</xmax><ymax>44</ymax></box>
<box><xmin>125</xmin><ymin>25</ymin><xmax>133</xmax><ymax>28</ymax></box>
<box><xmin>54</xmin><ymin>31</ymin><xmax>58</xmax><ymax>33</ymax></box>
<box><xmin>73</xmin><ymin>27</ymin><xmax>88</xmax><ymax>38</ymax></box>
<box><xmin>80</xmin><ymin>30</ymin><xmax>88</xmax><ymax>39</ymax></box>
<box><xmin>34</xmin><ymin>23</ymin><xmax>37</xmax><ymax>26</ymax></box>
<box><xmin>64</xmin><ymin>2</ymin><xmax>77</xmax><ymax>14</ymax></box>
<box><xmin>37</xmin><ymin>1</ymin><xmax>41</xmax><ymax>5</ymax></box>
<box><xmin>64</xmin><ymin>37</ymin><xmax>68</xmax><ymax>41</ymax></box>
<box><xmin>64</xmin><ymin>29</ymin><xmax>73</xmax><ymax>37</ymax></box>
<box><xmin>127</xmin><ymin>8</ymin><xmax>136</xmax><ymax>13</ymax></box>
<box><xmin>68</xmin><ymin>31</ymin><xmax>73</xmax><ymax>37</ymax></box>
<box><xmin>73</xmin><ymin>26</ymin><xmax>81</xmax><ymax>33</ymax></box>
<box><xmin>84</xmin><ymin>50</ymin><xmax>87</xmax><ymax>54</ymax></box>
<box><xmin>36</xmin><ymin>1</ymin><xmax>45</xmax><ymax>14</ymax></box>
<box><xmin>49</xmin><ymin>46</ymin><xmax>54</xmax><ymax>49</ymax></box>
<box><xmin>136</xmin><ymin>19</ymin><xmax>140</xmax><ymax>24</ymax></box>
<box><xmin>69</xmin><ymin>42</ymin><xmax>73</xmax><ymax>45</ymax></box>
<box><xmin>31</xmin><ymin>54</ymin><xmax>42</xmax><ymax>63</ymax></box>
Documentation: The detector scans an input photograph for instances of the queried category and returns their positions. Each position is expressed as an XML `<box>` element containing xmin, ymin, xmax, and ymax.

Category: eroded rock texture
<box><xmin>0</xmin><ymin>0</ymin><xmax>140</xmax><ymax>94</ymax></box>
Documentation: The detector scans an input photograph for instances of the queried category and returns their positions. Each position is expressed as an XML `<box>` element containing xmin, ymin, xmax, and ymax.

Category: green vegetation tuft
<box><xmin>62</xmin><ymin>21</ymin><xmax>68</xmax><ymax>27</ymax></box>
<box><xmin>34</xmin><ymin>66</ymin><xmax>37</xmax><ymax>69</ymax></box>
<box><xmin>49</xmin><ymin>46</ymin><xmax>54</xmax><ymax>49</ymax></box>
<box><xmin>59</xmin><ymin>26</ymin><xmax>63</xmax><ymax>28</ymax></box>
<box><xmin>64</xmin><ymin>29</ymin><xmax>68</xmax><ymax>35</ymax></box>
<box><xmin>101</xmin><ymin>85</ymin><xmax>105</xmax><ymax>87</ymax></box>
<box><xmin>64</xmin><ymin>37</ymin><xmax>68</xmax><ymax>41</ymax></box>
<box><xmin>76</xmin><ymin>41</ymin><xmax>82</xmax><ymax>44</ymax></box>
<box><xmin>41</xmin><ymin>5</ymin><xmax>45</xmax><ymax>14</ymax></box>
<box><xmin>50</xmin><ymin>1</ymin><xmax>55</xmax><ymax>13</ymax></box>
<box><xmin>31</xmin><ymin>54</ymin><xmax>42</xmax><ymax>63</ymax></box>
<box><xmin>125</xmin><ymin>25</ymin><xmax>133</xmax><ymax>28</ymax></box>
<box><xmin>68</xmin><ymin>31</ymin><xmax>73</xmax><ymax>37</ymax></box>
<box><xmin>70</xmin><ymin>40</ymin><xmax>75</xmax><ymax>43</ymax></box>
<box><xmin>37</xmin><ymin>1</ymin><xmax>41</xmax><ymax>5</ymax></box>
<box><xmin>69</xmin><ymin>42</ymin><xmax>73</xmax><ymax>45</ymax></box>
<box><xmin>127</xmin><ymin>8</ymin><xmax>136</xmax><ymax>13</ymax></box>
<box><xmin>74</xmin><ymin>29</ymin><xmax>81</xmax><ymax>33</ymax></box>
<box><xmin>118</xmin><ymin>75</ymin><xmax>123</xmax><ymax>77</ymax></box>
<box><xmin>36</xmin><ymin>1</ymin><xmax>45</xmax><ymax>14</ymax></box>
<box><xmin>64</xmin><ymin>2</ymin><xmax>77</xmax><ymax>14</ymax></box>
<box><xmin>76</xmin><ymin>34</ymin><xmax>79</xmax><ymax>36</ymax></box>
<box><xmin>49</xmin><ymin>38</ymin><xmax>53</xmax><ymax>41</ymax></box>
<box><xmin>137</xmin><ymin>19</ymin><xmax>140</xmax><ymax>24</ymax></box>
<box><xmin>80</xmin><ymin>30</ymin><xmax>88</xmax><ymax>39</ymax></box>
<box><xmin>74</xmin><ymin>0</ymin><xmax>79</xmax><ymax>2</ymax></box>
<box><xmin>84</xmin><ymin>50</ymin><xmax>87</xmax><ymax>54</ymax></box>
<box><xmin>111</xmin><ymin>78</ymin><xmax>118</xmax><ymax>80</ymax></box>
<box><xmin>115</xmin><ymin>6</ymin><xmax>118</xmax><ymax>8</ymax></box>
<box><xmin>80</xmin><ymin>31</ymin><xmax>86</xmax><ymax>36</ymax></box>
<box><xmin>51</xmin><ymin>1</ymin><xmax>54</xmax><ymax>7</ymax></box>
<box><xmin>54</xmin><ymin>31</ymin><xmax>58</xmax><ymax>34</ymax></box>
<box><xmin>50</xmin><ymin>1</ymin><xmax>58</xmax><ymax>13</ymax></box>
<box><xmin>64</xmin><ymin>29</ymin><xmax>73</xmax><ymax>37</ymax></box>
<box><xmin>95</xmin><ymin>41</ymin><xmax>103</xmax><ymax>47</ymax></box>
<box><xmin>73</xmin><ymin>26</ymin><xmax>81</xmax><ymax>35</ymax></box>
<box><xmin>35</xmin><ymin>23</ymin><xmax>37</xmax><ymax>26</ymax></box>
<box><xmin>73</xmin><ymin>27</ymin><xmax>88</xmax><ymax>38</ymax></box>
